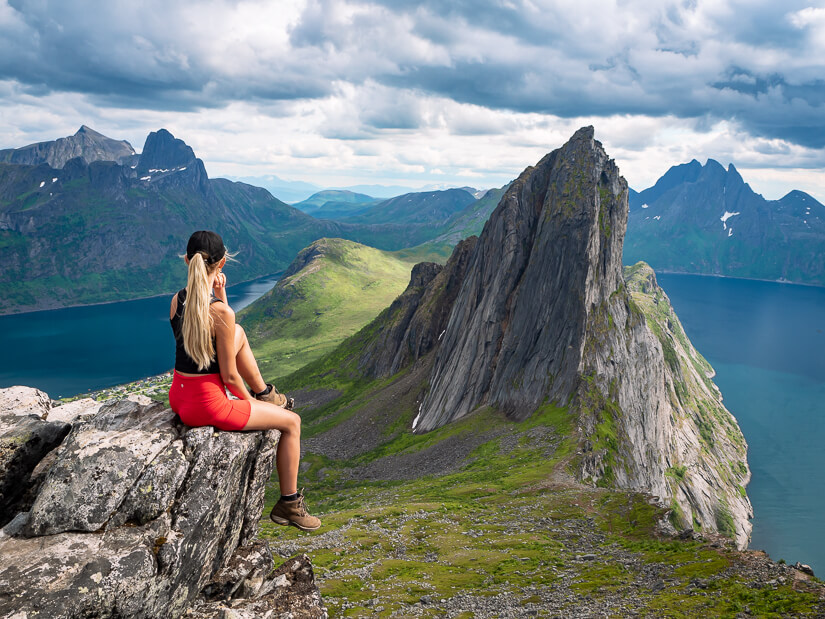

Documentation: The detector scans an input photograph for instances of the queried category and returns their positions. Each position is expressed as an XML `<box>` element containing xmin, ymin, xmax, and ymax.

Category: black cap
<box><xmin>186</xmin><ymin>230</ymin><xmax>226</xmax><ymax>265</ymax></box>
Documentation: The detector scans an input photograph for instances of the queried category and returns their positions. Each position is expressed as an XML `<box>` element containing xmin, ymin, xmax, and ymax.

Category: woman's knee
<box><xmin>284</xmin><ymin>410</ymin><xmax>301</xmax><ymax>435</ymax></box>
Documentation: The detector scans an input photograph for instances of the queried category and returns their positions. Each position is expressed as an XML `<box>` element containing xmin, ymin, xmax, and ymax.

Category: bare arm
<box><xmin>213</xmin><ymin>303</ymin><xmax>252</xmax><ymax>400</ymax></box>
<box><xmin>213</xmin><ymin>271</ymin><xmax>229</xmax><ymax>306</ymax></box>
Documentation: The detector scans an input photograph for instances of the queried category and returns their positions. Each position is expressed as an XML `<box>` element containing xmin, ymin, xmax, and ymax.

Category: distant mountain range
<box><xmin>0</xmin><ymin>127</ymin><xmax>496</xmax><ymax>314</ymax></box>
<box><xmin>292</xmin><ymin>190</ymin><xmax>381</xmax><ymax>219</ymax></box>
<box><xmin>625</xmin><ymin>159</ymin><xmax>825</xmax><ymax>286</ymax></box>
<box><xmin>225</xmin><ymin>175</ymin><xmax>474</xmax><ymax>204</ymax></box>
<box><xmin>0</xmin><ymin>126</ymin><xmax>136</xmax><ymax>169</ymax></box>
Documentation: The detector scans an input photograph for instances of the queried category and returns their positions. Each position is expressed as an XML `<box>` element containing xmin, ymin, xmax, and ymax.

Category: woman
<box><xmin>168</xmin><ymin>230</ymin><xmax>320</xmax><ymax>531</ymax></box>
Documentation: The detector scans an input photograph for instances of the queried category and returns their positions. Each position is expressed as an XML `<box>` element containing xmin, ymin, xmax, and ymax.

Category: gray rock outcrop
<box><xmin>420</xmin><ymin>126</ymin><xmax>625</xmax><ymax>426</ymax></box>
<box><xmin>0</xmin><ymin>389</ymin><xmax>327</xmax><ymax>618</ymax></box>
<box><xmin>0</xmin><ymin>400</ymin><xmax>70</xmax><ymax>526</ymax></box>
<box><xmin>357</xmin><ymin>236</ymin><xmax>478</xmax><ymax>378</ymax></box>
<box><xmin>404</xmin><ymin>127</ymin><xmax>751</xmax><ymax>547</ymax></box>
<box><xmin>0</xmin><ymin>125</ymin><xmax>135</xmax><ymax>168</ymax></box>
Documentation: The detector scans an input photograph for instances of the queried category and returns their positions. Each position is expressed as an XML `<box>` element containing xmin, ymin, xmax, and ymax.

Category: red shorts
<box><xmin>168</xmin><ymin>371</ymin><xmax>252</xmax><ymax>431</ymax></box>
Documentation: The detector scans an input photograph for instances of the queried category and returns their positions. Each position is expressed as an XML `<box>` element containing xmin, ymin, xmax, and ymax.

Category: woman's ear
<box><xmin>219</xmin><ymin>256</ymin><xmax>227</xmax><ymax>268</ymax></box>
<box><xmin>184</xmin><ymin>256</ymin><xmax>190</xmax><ymax>265</ymax></box>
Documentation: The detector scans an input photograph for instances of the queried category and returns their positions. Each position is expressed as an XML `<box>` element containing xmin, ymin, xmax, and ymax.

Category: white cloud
<box><xmin>0</xmin><ymin>0</ymin><xmax>823</xmax><ymax>203</ymax></box>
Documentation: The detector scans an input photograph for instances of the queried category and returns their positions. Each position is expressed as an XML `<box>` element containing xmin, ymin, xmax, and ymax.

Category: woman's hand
<box><xmin>213</xmin><ymin>271</ymin><xmax>229</xmax><ymax>304</ymax></box>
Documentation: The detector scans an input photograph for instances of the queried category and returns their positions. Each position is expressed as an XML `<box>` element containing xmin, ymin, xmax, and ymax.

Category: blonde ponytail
<box><xmin>181</xmin><ymin>252</ymin><xmax>217</xmax><ymax>370</ymax></box>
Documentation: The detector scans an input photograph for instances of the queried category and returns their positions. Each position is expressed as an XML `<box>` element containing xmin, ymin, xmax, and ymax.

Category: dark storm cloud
<box><xmin>1</xmin><ymin>0</ymin><xmax>824</xmax><ymax>148</ymax></box>
<box><xmin>0</xmin><ymin>0</ymin><xmax>332</xmax><ymax>109</ymax></box>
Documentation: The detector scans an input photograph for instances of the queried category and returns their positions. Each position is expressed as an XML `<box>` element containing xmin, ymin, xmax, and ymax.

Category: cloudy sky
<box><xmin>1</xmin><ymin>0</ymin><xmax>824</xmax><ymax>201</ymax></box>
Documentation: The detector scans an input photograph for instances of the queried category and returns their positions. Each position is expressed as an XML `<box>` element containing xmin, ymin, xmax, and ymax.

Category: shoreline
<box><xmin>0</xmin><ymin>271</ymin><xmax>284</xmax><ymax>318</ymax></box>
<box><xmin>648</xmin><ymin>269</ymin><xmax>824</xmax><ymax>289</ymax></box>
<box><xmin>4</xmin><ymin>269</ymin><xmax>823</xmax><ymax>317</ymax></box>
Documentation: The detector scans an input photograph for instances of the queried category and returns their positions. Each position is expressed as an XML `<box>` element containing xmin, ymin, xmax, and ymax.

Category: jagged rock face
<box><xmin>615</xmin><ymin>264</ymin><xmax>753</xmax><ymax>548</ymax></box>
<box><xmin>0</xmin><ymin>414</ymin><xmax>70</xmax><ymax>526</ymax></box>
<box><xmin>420</xmin><ymin>126</ymin><xmax>625</xmax><ymax>428</ymax></box>
<box><xmin>625</xmin><ymin>158</ymin><xmax>825</xmax><ymax>286</ymax></box>
<box><xmin>408</xmin><ymin>127</ymin><xmax>751</xmax><ymax>547</ymax></box>
<box><xmin>0</xmin><ymin>125</ymin><xmax>136</xmax><ymax>168</ymax></box>
<box><xmin>136</xmin><ymin>128</ymin><xmax>212</xmax><ymax>196</ymax></box>
<box><xmin>358</xmin><ymin>236</ymin><xmax>478</xmax><ymax>378</ymax></box>
<box><xmin>191</xmin><ymin>553</ymin><xmax>327</xmax><ymax>618</ymax></box>
<box><xmin>0</xmin><ymin>390</ymin><xmax>327</xmax><ymax>618</ymax></box>
<box><xmin>137</xmin><ymin>128</ymin><xmax>197</xmax><ymax>172</ymax></box>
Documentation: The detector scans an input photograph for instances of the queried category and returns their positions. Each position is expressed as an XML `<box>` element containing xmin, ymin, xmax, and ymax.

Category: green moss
<box><xmin>715</xmin><ymin>502</ymin><xmax>736</xmax><ymax>539</ymax></box>
<box><xmin>665</xmin><ymin>465</ymin><xmax>687</xmax><ymax>482</ymax></box>
<box><xmin>577</xmin><ymin>373</ymin><xmax>622</xmax><ymax>486</ymax></box>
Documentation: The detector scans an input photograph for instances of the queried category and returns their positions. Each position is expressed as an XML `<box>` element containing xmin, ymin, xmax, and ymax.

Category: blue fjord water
<box><xmin>0</xmin><ymin>271</ymin><xmax>822</xmax><ymax>572</ymax></box>
<box><xmin>0</xmin><ymin>272</ymin><xmax>281</xmax><ymax>399</ymax></box>
<box><xmin>657</xmin><ymin>273</ymin><xmax>825</xmax><ymax>574</ymax></box>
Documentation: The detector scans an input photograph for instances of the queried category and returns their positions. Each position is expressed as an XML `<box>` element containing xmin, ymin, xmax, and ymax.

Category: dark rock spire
<box><xmin>418</xmin><ymin>126</ymin><xmax>627</xmax><ymax>430</ymax></box>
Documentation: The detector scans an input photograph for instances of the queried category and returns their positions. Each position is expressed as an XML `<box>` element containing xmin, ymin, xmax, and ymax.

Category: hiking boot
<box><xmin>269</xmin><ymin>491</ymin><xmax>321</xmax><ymax>531</ymax></box>
<box><xmin>255</xmin><ymin>383</ymin><xmax>294</xmax><ymax>410</ymax></box>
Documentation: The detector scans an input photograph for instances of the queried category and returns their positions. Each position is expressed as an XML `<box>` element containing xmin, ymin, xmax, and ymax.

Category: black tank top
<box><xmin>170</xmin><ymin>288</ymin><xmax>222</xmax><ymax>374</ymax></box>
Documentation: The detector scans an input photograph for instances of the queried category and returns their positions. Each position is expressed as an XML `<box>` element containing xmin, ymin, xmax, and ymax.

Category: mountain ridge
<box><xmin>626</xmin><ymin>158</ymin><xmax>825</xmax><ymax>285</ymax></box>
<box><xmin>0</xmin><ymin>128</ymin><xmax>489</xmax><ymax>314</ymax></box>
<box><xmin>281</xmin><ymin>127</ymin><xmax>752</xmax><ymax>547</ymax></box>
<box><xmin>0</xmin><ymin>125</ymin><xmax>136</xmax><ymax>168</ymax></box>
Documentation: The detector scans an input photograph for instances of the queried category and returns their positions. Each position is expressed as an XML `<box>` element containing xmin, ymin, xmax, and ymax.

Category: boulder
<box><xmin>0</xmin><ymin>388</ymin><xmax>327</xmax><ymax>618</ymax></box>
<box><xmin>0</xmin><ymin>385</ymin><xmax>52</xmax><ymax>418</ymax></box>
<box><xmin>46</xmin><ymin>397</ymin><xmax>104</xmax><ymax>424</ymax></box>
<box><xmin>190</xmin><ymin>553</ymin><xmax>327</xmax><ymax>618</ymax></box>
<box><xmin>0</xmin><ymin>411</ymin><xmax>70</xmax><ymax>526</ymax></box>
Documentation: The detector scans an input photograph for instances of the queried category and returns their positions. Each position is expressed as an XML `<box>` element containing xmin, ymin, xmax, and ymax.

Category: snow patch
<box><xmin>653</xmin><ymin>215</ymin><xmax>661</xmax><ymax>220</ymax></box>
<box><xmin>51</xmin><ymin>177</ymin><xmax>57</xmax><ymax>183</ymax></box>
<box><xmin>641</xmin><ymin>203</ymin><xmax>649</xmax><ymax>209</ymax></box>
<box><xmin>148</xmin><ymin>168</ymin><xmax>170</xmax><ymax>173</ymax></box>
<box><xmin>438</xmin><ymin>329</ymin><xmax>446</xmax><ymax>341</ymax></box>
<box><xmin>39</xmin><ymin>181</ymin><xmax>45</xmax><ymax>188</ymax></box>
<box><xmin>130</xmin><ymin>165</ymin><xmax>137</xmax><ymax>169</ymax></box>
<box><xmin>140</xmin><ymin>176</ymin><xmax>151</xmax><ymax>181</ymax></box>
<box><xmin>179</xmin><ymin>166</ymin><xmax>186</xmax><ymax>171</ymax></box>
<box><xmin>721</xmin><ymin>211</ymin><xmax>740</xmax><ymax>231</ymax></box>
<box><xmin>412</xmin><ymin>403</ymin><xmax>423</xmax><ymax>432</ymax></box>
<box><xmin>728</xmin><ymin>228</ymin><xmax>733</xmax><ymax>237</ymax></box>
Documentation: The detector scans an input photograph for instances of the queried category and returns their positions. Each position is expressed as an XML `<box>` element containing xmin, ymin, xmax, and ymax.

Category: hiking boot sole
<box><xmin>270</xmin><ymin>513</ymin><xmax>321</xmax><ymax>531</ymax></box>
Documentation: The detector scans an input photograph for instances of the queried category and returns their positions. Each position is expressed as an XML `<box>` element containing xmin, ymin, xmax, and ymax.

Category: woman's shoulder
<box><xmin>210</xmin><ymin>299</ymin><xmax>235</xmax><ymax>320</ymax></box>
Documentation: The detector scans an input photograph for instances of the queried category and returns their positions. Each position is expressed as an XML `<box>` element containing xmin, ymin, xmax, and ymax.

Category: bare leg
<box><xmin>243</xmin><ymin>400</ymin><xmax>301</xmax><ymax>496</ymax></box>
<box><xmin>234</xmin><ymin>324</ymin><xmax>267</xmax><ymax>394</ymax></box>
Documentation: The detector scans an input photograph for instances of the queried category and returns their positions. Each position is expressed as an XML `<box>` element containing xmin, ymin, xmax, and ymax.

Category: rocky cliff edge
<box><xmin>0</xmin><ymin>386</ymin><xmax>327</xmax><ymax>618</ymax></box>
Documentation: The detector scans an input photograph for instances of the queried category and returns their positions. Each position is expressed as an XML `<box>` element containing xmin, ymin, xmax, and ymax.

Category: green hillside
<box><xmin>292</xmin><ymin>190</ymin><xmax>380</xmax><ymax>219</ymax></box>
<box><xmin>340</xmin><ymin>188</ymin><xmax>476</xmax><ymax>225</ymax></box>
<box><xmin>239</xmin><ymin>238</ymin><xmax>443</xmax><ymax>381</ymax></box>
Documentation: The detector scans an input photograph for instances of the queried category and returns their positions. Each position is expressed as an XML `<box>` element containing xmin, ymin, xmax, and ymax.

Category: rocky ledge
<box><xmin>0</xmin><ymin>386</ymin><xmax>327</xmax><ymax>618</ymax></box>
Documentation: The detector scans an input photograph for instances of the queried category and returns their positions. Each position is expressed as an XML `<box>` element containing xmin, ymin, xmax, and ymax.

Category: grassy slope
<box><xmin>254</xmin><ymin>264</ymin><xmax>824</xmax><ymax>617</ymax></box>
<box><xmin>264</xmin><ymin>372</ymin><xmax>822</xmax><ymax>617</ymax></box>
<box><xmin>239</xmin><ymin>238</ymin><xmax>447</xmax><ymax>382</ymax></box>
